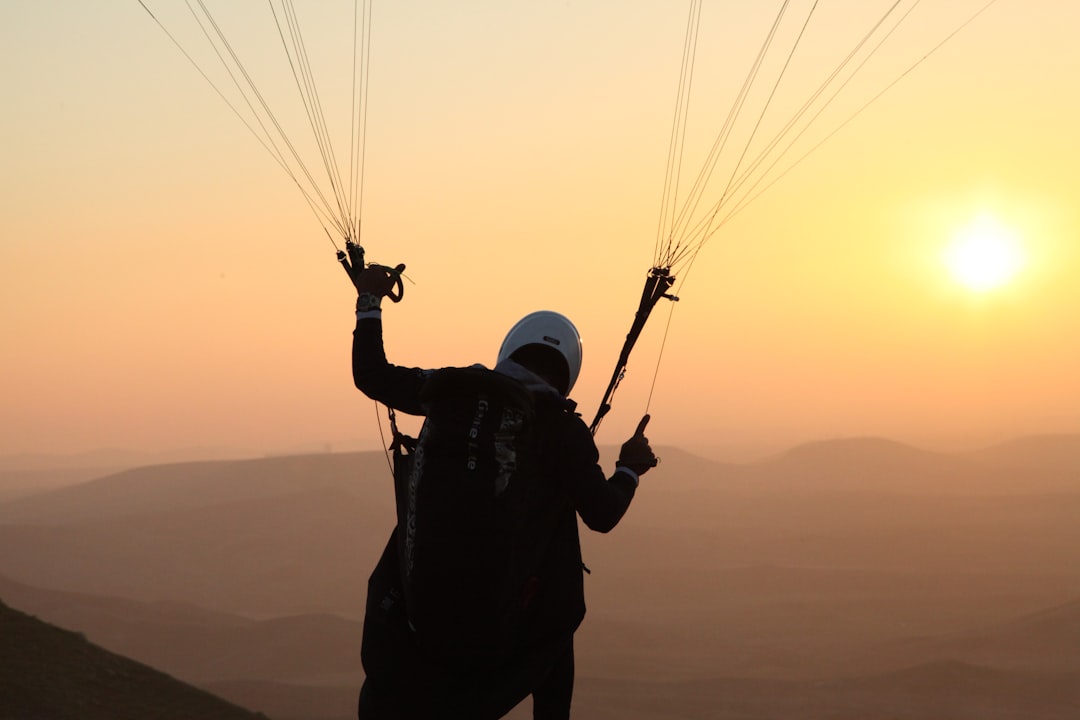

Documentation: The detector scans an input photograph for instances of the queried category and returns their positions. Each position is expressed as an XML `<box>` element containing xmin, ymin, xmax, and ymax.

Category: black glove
<box><xmin>354</xmin><ymin>263</ymin><xmax>406</xmax><ymax>312</ymax></box>
<box><xmin>617</xmin><ymin>415</ymin><xmax>658</xmax><ymax>477</ymax></box>
<box><xmin>356</xmin><ymin>263</ymin><xmax>406</xmax><ymax>297</ymax></box>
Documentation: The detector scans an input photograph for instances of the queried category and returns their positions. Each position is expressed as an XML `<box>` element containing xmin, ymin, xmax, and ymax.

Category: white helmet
<box><xmin>497</xmin><ymin>311</ymin><xmax>583</xmax><ymax>395</ymax></box>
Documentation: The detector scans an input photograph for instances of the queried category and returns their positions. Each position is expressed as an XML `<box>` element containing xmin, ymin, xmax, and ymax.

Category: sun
<box><xmin>943</xmin><ymin>213</ymin><xmax>1025</xmax><ymax>292</ymax></box>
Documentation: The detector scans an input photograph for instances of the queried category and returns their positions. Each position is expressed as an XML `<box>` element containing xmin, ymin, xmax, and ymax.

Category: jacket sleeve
<box><xmin>352</xmin><ymin>312</ymin><xmax>429</xmax><ymax>416</ymax></box>
<box><xmin>553</xmin><ymin>413</ymin><xmax>637</xmax><ymax>533</ymax></box>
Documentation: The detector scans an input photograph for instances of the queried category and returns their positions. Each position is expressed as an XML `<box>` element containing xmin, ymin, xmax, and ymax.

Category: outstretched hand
<box><xmin>355</xmin><ymin>263</ymin><xmax>406</xmax><ymax>300</ymax></box>
<box><xmin>617</xmin><ymin>414</ymin><xmax>658</xmax><ymax>477</ymax></box>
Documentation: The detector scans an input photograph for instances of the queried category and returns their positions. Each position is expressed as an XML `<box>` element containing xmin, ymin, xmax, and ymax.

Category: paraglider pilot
<box><xmin>349</xmin><ymin>261</ymin><xmax>657</xmax><ymax>719</ymax></box>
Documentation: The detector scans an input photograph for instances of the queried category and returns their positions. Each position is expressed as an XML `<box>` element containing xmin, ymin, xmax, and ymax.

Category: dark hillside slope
<box><xmin>0</xmin><ymin>600</ymin><xmax>269</xmax><ymax>720</ymax></box>
<box><xmin>0</xmin><ymin>575</ymin><xmax>363</xmax><ymax>685</ymax></box>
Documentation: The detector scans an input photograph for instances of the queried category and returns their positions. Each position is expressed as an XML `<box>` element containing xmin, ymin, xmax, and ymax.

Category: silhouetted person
<box><xmin>350</xmin><ymin>263</ymin><xmax>657</xmax><ymax>719</ymax></box>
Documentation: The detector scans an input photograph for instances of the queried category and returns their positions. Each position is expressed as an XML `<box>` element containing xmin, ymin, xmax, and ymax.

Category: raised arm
<box><xmin>348</xmin><ymin>262</ymin><xmax>428</xmax><ymax>415</ymax></box>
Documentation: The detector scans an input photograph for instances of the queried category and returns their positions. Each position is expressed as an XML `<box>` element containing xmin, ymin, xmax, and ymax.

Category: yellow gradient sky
<box><xmin>3</xmin><ymin>1</ymin><xmax>1078</xmax><ymax>460</ymax></box>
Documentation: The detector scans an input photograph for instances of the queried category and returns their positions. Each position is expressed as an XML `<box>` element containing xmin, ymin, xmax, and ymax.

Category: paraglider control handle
<box><xmin>384</xmin><ymin>271</ymin><xmax>404</xmax><ymax>303</ymax></box>
<box><xmin>337</xmin><ymin>242</ymin><xmax>405</xmax><ymax>303</ymax></box>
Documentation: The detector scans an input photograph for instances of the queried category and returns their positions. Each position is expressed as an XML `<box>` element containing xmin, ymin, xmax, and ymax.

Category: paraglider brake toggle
<box><xmin>588</xmin><ymin>266</ymin><xmax>678</xmax><ymax>435</ymax></box>
<box><xmin>647</xmin><ymin>266</ymin><xmax>679</xmax><ymax>304</ymax></box>
<box><xmin>338</xmin><ymin>239</ymin><xmax>404</xmax><ymax>303</ymax></box>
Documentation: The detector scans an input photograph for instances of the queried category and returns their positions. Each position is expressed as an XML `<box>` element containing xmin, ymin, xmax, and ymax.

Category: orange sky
<box><xmin>3</xmin><ymin>1</ymin><xmax>1079</xmax><ymax>461</ymax></box>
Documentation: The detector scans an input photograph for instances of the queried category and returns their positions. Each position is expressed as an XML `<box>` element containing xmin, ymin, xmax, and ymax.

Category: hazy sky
<box><xmin>3</xmin><ymin>1</ymin><xmax>1078</xmax><ymax>460</ymax></box>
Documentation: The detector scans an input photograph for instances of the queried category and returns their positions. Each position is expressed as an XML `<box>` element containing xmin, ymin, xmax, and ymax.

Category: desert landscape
<box><xmin>2</xmin><ymin>436</ymin><xmax>1078</xmax><ymax>719</ymax></box>
<box><xmin>5</xmin><ymin>1</ymin><xmax>1080</xmax><ymax>717</ymax></box>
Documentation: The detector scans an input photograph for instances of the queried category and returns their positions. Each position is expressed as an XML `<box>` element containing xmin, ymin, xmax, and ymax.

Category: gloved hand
<box><xmin>354</xmin><ymin>263</ymin><xmax>406</xmax><ymax>312</ymax></box>
<box><xmin>356</xmin><ymin>263</ymin><xmax>406</xmax><ymax>297</ymax></box>
<box><xmin>617</xmin><ymin>414</ymin><xmax>658</xmax><ymax>477</ymax></box>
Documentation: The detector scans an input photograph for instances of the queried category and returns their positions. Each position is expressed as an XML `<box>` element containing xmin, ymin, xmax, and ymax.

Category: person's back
<box><xmin>394</xmin><ymin>364</ymin><xmax>541</xmax><ymax>663</ymax></box>
<box><xmin>348</xmin><ymin>263</ymin><xmax>657</xmax><ymax>719</ymax></box>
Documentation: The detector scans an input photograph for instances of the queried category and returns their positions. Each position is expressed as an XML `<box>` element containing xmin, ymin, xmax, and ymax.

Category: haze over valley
<box><xmin>3</xmin><ymin>436</ymin><xmax>1079</xmax><ymax>719</ymax></box>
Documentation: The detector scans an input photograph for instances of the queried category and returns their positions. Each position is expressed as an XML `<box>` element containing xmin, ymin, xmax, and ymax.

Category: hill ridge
<box><xmin>0</xmin><ymin>599</ymin><xmax>268</xmax><ymax>720</ymax></box>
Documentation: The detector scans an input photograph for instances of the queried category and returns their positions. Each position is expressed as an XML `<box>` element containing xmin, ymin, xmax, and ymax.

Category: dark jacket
<box><xmin>352</xmin><ymin>315</ymin><xmax>637</xmax><ymax>642</ymax></box>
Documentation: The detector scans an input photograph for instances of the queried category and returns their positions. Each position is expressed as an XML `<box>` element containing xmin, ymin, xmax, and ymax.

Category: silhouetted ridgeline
<box><xmin>0</xmin><ymin>599</ymin><xmax>268</xmax><ymax>720</ymax></box>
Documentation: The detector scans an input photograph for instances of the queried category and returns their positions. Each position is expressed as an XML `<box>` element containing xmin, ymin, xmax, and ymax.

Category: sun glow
<box><xmin>944</xmin><ymin>214</ymin><xmax>1025</xmax><ymax>292</ymax></box>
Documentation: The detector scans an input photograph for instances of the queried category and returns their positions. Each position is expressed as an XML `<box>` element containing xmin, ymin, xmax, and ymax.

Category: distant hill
<box><xmin>746</xmin><ymin>436</ymin><xmax>1080</xmax><ymax>494</ymax></box>
<box><xmin>2</xmin><ymin>441</ymin><xmax>1080</xmax><ymax>719</ymax></box>
<box><xmin>558</xmin><ymin>661</ymin><xmax>1080</xmax><ymax>720</ymax></box>
<box><xmin>967</xmin><ymin>434</ymin><xmax>1080</xmax><ymax>473</ymax></box>
<box><xmin>0</xmin><ymin>483</ymin><xmax>392</xmax><ymax>616</ymax></box>
<box><xmin>0</xmin><ymin>451</ymin><xmax>395</xmax><ymax>525</ymax></box>
<box><xmin>7</xmin><ymin>587</ymin><xmax>1077</xmax><ymax>720</ymax></box>
<box><xmin>0</xmin><ymin>447</ymin><xmax>262</xmax><ymax>503</ymax></box>
<box><xmin>0</xmin><ymin>466</ymin><xmax>118</xmax><ymax>503</ymax></box>
<box><xmin>2</xmin><ymin>444</ymin><xmax>1079</xmax><ymax>618</ymax></box>
<box><xmin>0</xmin><ymin>599</ymin><xmax>268</xmax><ymax>720</ymax></box>
<box><xmin>0</xmin><ymin>447</ymin><xmax>259</xmax><ymax>473</ymax></box>
<box><xmin>0</xmin><ymin>574</ymin><xmax>363</xmax><ymax>685</ymax></box>
<box><xmin>827</xmin><ymin>660</ymin><xmax>1080</xmax><ymax>718</ymax></box>
<box><xmin>846</xmin><ymin>597</ymin><xmax>1080</xmax><ymax>676</ymax></box>
<box><xmin>755</xmin><ymin>437</ymin><xmax>968</xmax><ymax>490</ymax></box>
<box><xmin>202</xmin><ymin>680</ymin><xmax>359</xmax><ymax>720</ymax></box>
<box><xmin>948</xmin><ymin>598</ymin><xmax>1080</xmax><ymax>672</ymax></box>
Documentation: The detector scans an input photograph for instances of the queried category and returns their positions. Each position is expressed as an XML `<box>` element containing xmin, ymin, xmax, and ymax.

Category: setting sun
<box><xmin>943</xmin><ymin>213</ymin><xmax>1026</xmax><ymax>292</ymax></box>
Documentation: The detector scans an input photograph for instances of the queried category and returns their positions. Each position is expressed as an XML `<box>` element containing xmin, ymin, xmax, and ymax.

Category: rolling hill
<box><xmin>0</xmin><ymin>451</ymin><xmax>394</xmax><ymax>525</ymax></box>
<box><xmin>0</xmin><ymin>575</ymin><xmax>363</xmax><ymax>685</ymax></box>
<box><xmin>844</xmin><ymin>596</ymin><xmax>1080</xmax><ymax>676</ymax></box>
<box><xmin>0</xmin><ymin>599</ymin><xmax>269</xmax><ymax>720</ymax></box>
<box><xmin>2</xmin><ymin>438</ymin><xmax>1079</xmax><ymax>718</ymax></box>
